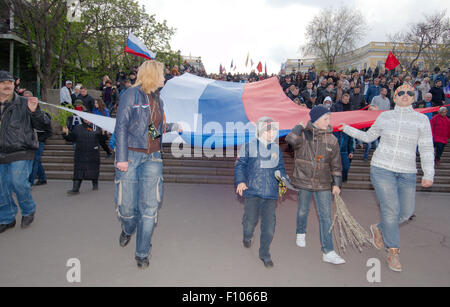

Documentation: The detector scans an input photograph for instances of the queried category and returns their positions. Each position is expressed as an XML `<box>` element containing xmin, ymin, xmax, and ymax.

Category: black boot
<box><xmin>67</xmin><ymin>180</ymin><xmax>81</xmax><ymax>195</ymax></box>
<box><xmin>136</xmin><ymin>256</ymin><xmax>150</xmax><ymax>269</ymax></box>
<box><xmin>0</xmin><ymin>220</ymin><xmax>16</xmax><ymax>234</ymax></box>
<box><xmin>21</xmin><ymin>212</ymin><xmax>35</xmax><ymax>228</ymax></box>
<box><xmin>119</xmin><ymin>231</ymin><xmax>131</xmax><ymax>247</ymax></box>
<box><xmin>92</xmin><ymin>179</ymin><xmax>99</xmax><ymax>191</ymax></box>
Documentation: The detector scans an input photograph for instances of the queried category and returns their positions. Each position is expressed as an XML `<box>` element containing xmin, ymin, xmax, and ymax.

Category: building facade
<box><xmin>182</xmin><ymin>55</ymin><xmax>205</xmax><ymax>72</ymax></box>
<box><xmin>283</xmin><ymin>41</ymin><xmax>430</xmax><ymax>74</ymax></box>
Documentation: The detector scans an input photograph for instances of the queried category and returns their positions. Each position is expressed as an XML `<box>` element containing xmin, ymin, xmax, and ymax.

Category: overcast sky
<box><xmin>139</xmin><ymin>0</ymin><xmax>449</xmax><ymax>74</ymax></box>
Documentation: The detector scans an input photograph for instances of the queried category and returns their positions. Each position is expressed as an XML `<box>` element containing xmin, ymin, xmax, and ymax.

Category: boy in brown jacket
<box><xmin>286</xmin><ymin>105</ymin><xmax>345</xmax><ymax>264</ymax></box>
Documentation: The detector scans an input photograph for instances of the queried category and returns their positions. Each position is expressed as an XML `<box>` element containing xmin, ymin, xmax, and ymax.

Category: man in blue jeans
<box><xmin>0</xmin><ymin>71</ymin><xmax>50</xmax><ymax>233</ymax></box>
<box><xmin>114</xmin><ymin>60</ymin><xmax>181</xmax><ymax>269</ymax></box>
<box><xmin>339</xmin><ymin>84</ymin><xmax>434</xmax><ymax>272</ymax></box>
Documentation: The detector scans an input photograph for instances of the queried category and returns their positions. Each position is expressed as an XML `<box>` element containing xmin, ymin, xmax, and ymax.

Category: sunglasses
<box><xmin>397</xmin><ymin>91</ymin><xmax>415</xmax><ymax>97</ymax></box>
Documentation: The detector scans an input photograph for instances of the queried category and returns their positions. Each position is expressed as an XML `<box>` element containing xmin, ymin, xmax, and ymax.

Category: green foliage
<box><xmin>71</xmin><ymin>0</ymin><xmax>177</xmax><ymax>79</ymax></box>
<box><xmin>7</xmin><ymin>0</ymin><xmax>176</xmax><ymax>97</ymax></box>
<box><xmin>44</xmin><ymin>106</ymin><xmax>74</xmax><ymax>128</ymax></box>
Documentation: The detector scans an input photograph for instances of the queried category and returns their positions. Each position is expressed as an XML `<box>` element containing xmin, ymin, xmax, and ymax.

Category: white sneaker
<box><xmin>323</xmin><ymin>251</ymin><xmax>346</xmax><ymax>265</ymax></box>
<box><xmin>296</xmin><ymin>234</ymin><xmax>306</xmax><ymax>247</ymax></box>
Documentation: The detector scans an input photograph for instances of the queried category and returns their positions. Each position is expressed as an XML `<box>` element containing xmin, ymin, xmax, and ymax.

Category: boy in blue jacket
<box><xmin>234</xmin><ymin>117</ymin><xmax>287</xmax><ymax>268</ymax></box>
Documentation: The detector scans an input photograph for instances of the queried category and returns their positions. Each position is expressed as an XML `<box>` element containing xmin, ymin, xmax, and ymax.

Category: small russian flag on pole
<box><xmin>124</xmin><ymin>33</ymin><xmax>156</xmax><ymax>60</ymax></box>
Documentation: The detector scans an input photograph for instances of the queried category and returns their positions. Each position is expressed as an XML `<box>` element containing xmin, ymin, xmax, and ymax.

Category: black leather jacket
<box><xmin>0</xmin><ymin>93</ymin><xmax>49</xmax><ymax>163</ymax></box>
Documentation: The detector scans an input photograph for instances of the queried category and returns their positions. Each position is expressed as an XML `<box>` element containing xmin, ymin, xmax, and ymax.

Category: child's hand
<box><xmin>332</xmin><ymin>186</ymin><xmax>341</xmax><ymax>195</ymax></box>
<box><xmin>236</xmin><ymin>183</ymin><xmax>248</xmax><ymax>196</ymax></box>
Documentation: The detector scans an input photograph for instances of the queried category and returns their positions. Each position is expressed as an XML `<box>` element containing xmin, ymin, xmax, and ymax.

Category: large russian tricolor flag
<box><xmin>124</xmin><ymin>33</ymin><xmax>156</xmax><ymax>60</ymax></box>
<box><xmin>40</xmin><ymin>73</ymin><xmax>444</xmax><ymax>147</ymax></box>
<box><xmin>160</xmin><ymin>73</ymin><xmax>443</xmax><ymax>147</ymax></box>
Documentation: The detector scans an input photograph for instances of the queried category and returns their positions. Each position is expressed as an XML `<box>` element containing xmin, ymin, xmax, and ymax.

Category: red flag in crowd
<box><xmin>219</xmin><ymin>64</ymin><xmax>223</xmax><ymax>74</ymax></box>
<box><xmin>257</xmin><ymin>61</ymin><xmax>263</xmax><ymax>73</ymax></box>
<box><xmin>385</xmin><ymin>51</ymin><xmax>400</xmax><ymax>71</ymax></box>
<box><xmin>264</xmin><ymin>62</ymin><xmax>267</xmax><ymax>75</ymax></box>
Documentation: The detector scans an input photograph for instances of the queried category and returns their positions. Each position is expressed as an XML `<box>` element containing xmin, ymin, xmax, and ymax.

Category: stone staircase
<box><xmin>41</xmin><ymin>134</ymin><xmax>450</xmax><ymax>192</ymax></box>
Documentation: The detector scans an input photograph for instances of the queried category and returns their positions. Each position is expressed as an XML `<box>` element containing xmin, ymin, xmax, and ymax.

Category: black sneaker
<box><xmin>136</xmin><ymin>256</ymin><xmax>150</xmax><ymax>269</ymax></box>
<box><xmin>0</xmin><ymin>220</ymin><xmax>16</xmax><ymax>233</ymax></box>
<box><xmin>21</xmin><ymin>212</ymin><xmax>35</xmax><ymax>228</ymax></box>
<box><xmin>119</xmin><ymin>231</ymin><xmax>131</xmax><ymax>247</ymax></box>
<box><xmin>34</xmin><ymin>180</ymin><xmax>47</xmax><ymax>186</ymax></box>
<box><xmin>260</xmin><ymin>258</ymin><xmax>274</xmax><ymax>268</ymax></box>
<box><xmin>243</xmin><ymin>240</ymin><xmax>251</xmax><ymax>248</ymax></box>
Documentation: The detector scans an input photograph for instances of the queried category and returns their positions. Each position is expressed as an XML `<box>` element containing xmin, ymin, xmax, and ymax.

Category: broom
<box><xmin>274</xmin><ymin>171</ymin><xmax>373</xmax><ymax>253</ymax></box>
<box><xmin>329</xmin><ymin>193</ymin><xmax>373</xmax><ymax>254</ymax></box>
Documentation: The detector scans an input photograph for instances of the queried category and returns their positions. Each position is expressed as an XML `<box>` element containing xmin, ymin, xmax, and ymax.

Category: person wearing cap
<box><xmin>235</xmin><ymin>117</ymin><xmax>287</xmax><ymax>268</ymax></box>
<box><xmin>62</xmin><ymin>104</ymin><xmax>102</xmax><ymax>195</ymax></box>
<box><xmin>322</xmin><ymin>96</ymin><xmax>333</xmax><ymax>110</ymax></box>
<box><xmin>66</xmin><ymin>99</ymin><xmax>84</xmax><ymax>133</ymax></box>
<box><xmin>60</xmin><ymin>80</ymin><xmax>73</xmax><ymax>106</ymax></box>
<box><xmin>129</xmin><ymin>71</ymin><xmax>137</xmax><ymax>85</ymax></box>
<box><xmin>0</xmin><ymin>70</ymin><xmax>50</xmax><ymax>233</ymax></box>
<box><xmin>338</xmin><ymin>83</ymin><xmax>434</xmax><ymax>272</ymax></box>
<box><xmin>286</xmin><ymin>106</ymin><xmax>346</xmax><ymax>265</ymax></box>
<box><xmin>119</xmin><ymin>78</ymin><xmax>132</xmax><ymax>96</ymax></box>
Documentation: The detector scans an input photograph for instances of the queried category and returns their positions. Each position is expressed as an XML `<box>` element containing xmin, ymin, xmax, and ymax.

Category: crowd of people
<box><xmin>278</xmin><ymin>66</ymin><xmax>449</xmax><ymax>109</ymax></box>
<box><xmin>277</xmin><ymin>66</ymin><xmax>450</xmax><ymax>170</ymax></box>
<box><xmin>1</xmin><ymin>58</ymin><xmax>450</xmax><ymax>273</ymax></box>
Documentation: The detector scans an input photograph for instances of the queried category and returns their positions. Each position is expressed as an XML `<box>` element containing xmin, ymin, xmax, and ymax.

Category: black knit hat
<box><xmin>310</xmin><ymin>106</ymin><xmax>330</xmax><ymax>123</ymax></box>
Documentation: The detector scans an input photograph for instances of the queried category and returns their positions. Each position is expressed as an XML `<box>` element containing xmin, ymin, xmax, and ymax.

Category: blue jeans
<box><xmin>242</xmin><ymin>197</ymin><xmax>277</xmax><ymax>261</ymax></box>
<box><xmin>370</xmin><ymin>166</ymin><xmax>416</xmax><ymax>249</ymax></box>
<box><xmin>296</xmin><ymin>189</ymin><xmax>333</xmax><ymax>253</ymax></box>
<box><xmin>29</xmin><ymin>142</ymin><xmax>46</xmax><ymax>184</ymax></box>
<box><xmin>364</xmin><ymin>139</ymin><xmax>379</xmax><ymax>160</ymax></box>
<box><xmin>115</xmin><ymin>150</ymin><xmax>164</xmax><ymax>259</ymax></box>
<box><xmin>0</xmin><ymin>160</ymin><xmax>36</xmax><ymax>224</ymax></box>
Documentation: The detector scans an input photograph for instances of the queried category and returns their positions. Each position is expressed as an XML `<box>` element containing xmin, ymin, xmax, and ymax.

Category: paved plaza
<box><xmin>0</xmin><ymin>181</ymin><xmax>449</xmax><ymax>287</ymax></box>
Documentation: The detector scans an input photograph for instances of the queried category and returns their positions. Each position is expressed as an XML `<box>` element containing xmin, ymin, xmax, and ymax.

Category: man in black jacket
<box><xmin>78</xmin><ymin>86</ymin><xmax>95</xmax><ymax>112</ymax></box>
<box><xmin>429</xmin><ymin>80</ymin><xmax>446</xmax><ymax>107</ymax></box>
<box><xmin>0</xmin><ymin>71</ymin><xmax>50</xmax><ymax>233</ymax></box>
<box><xmin>301</xmin><ymin>81</ymin><xmax>317</xmax><ymax>109</ymax></box>
<box><xmin>350</xmin><ymin>86</ymin><xmax>365</xmax><ymax>110</ymax></box>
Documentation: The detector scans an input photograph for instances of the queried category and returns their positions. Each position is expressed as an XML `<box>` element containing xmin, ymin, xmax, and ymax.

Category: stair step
<box><xmin>39</xmin><ymin>137</ymin><xmax>450</xmax><ymax>192</ymax></box>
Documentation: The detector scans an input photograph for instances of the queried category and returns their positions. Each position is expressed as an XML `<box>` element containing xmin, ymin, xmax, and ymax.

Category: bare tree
<box><xmin>388</xmin><ymin>11</ymin><xmax>449</xmax><ymax>72</ymax></box>
<box><xmin>301</xmin><ymin>6</ymin><xmax>368</xmax><ymax>71</ymax></box>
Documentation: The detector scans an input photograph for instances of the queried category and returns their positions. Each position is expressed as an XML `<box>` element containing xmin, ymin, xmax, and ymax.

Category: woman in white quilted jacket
<box><xmin>338</xmin><ymin>84</ymin><xmax>434</xmax><ymax>273</ymax></box>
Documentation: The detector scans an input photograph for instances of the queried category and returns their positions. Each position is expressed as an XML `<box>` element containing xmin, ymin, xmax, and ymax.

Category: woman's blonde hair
<box><xmin>133</xmin><ymin>60</ymin><xmax>165</xmax><ymax>94</ymax></box>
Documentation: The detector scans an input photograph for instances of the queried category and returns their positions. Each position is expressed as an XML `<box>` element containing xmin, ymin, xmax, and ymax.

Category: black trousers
<box><xmin>434</xmin><ymin>142</ymin><xmax>445</xmax><ymax>161</ymax></box>
<box><xmin>99</xmin><ymin>134</ymin><xmax>111</xmax><ymax>155</ymax></box>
